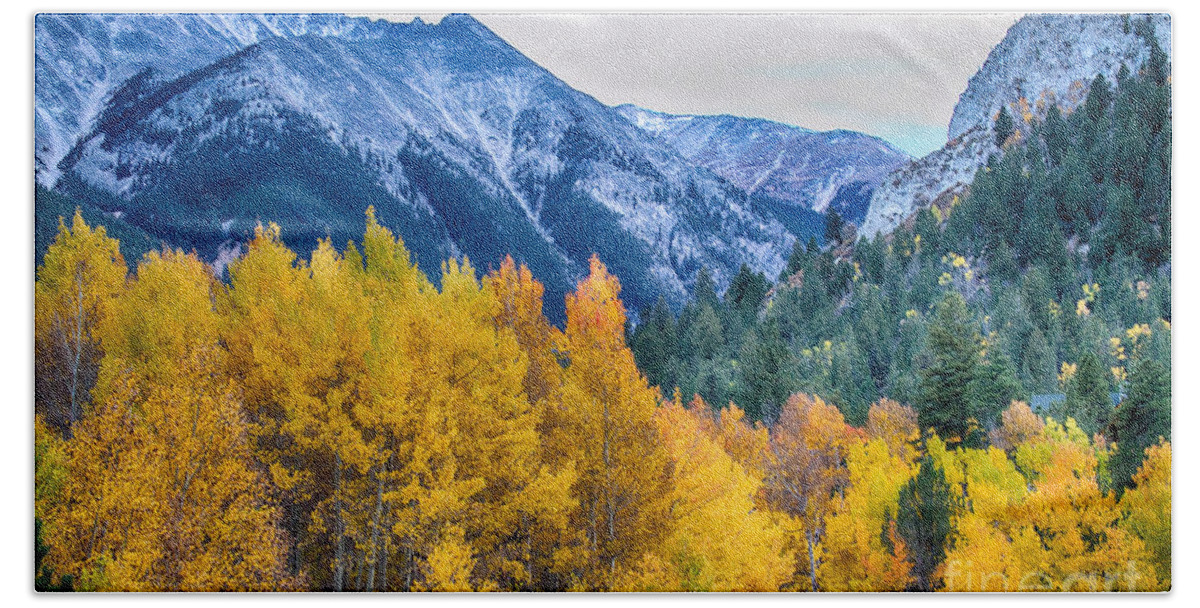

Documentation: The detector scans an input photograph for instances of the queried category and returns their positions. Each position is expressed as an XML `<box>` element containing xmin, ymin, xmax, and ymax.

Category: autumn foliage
<box><xmin>34</xmin><ymin>210</ymin><xmax>1170</xmax><ymax>592</ymax></box>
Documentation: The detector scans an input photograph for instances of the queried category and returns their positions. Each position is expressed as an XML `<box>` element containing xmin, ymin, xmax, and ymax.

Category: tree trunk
<box><xmin>333</xmin><ymin>454</ymin><xmax>345</xmax><ymax>591</ymax></box>
<box><xmin>367</xmin><ymin>463</ymin><xmax>386</xmax><ymax>591</ymax></box>
<box><xmin>379</xmin><ymin>513</ymin><xmax>390</xmax><ymax>592</ymax></box>
<box><xmin>807</xmin><ymin>532</ymin><xmax>819</xmax><ymax>592</ymax></box>
<box><xmin>68</xmin><ymin>273</ymin><xmax>86</xmax><ymax>431</ymax></box>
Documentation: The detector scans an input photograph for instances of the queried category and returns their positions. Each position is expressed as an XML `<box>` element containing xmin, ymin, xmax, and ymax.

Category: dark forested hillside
<box><xmin>631</xmin><ymin>49</ymin><xmax>1171</xmax><ymax>455</ymax></box>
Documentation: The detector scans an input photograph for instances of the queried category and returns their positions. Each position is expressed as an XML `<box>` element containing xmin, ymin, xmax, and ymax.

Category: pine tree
<box><xmin>1108</xmin><ymin>358</ymin><xmax>1170</xmax><ymax>493</ymax></box>
<box><xmin>824</xmin><ymin>210</ymin><xmax>845</xmax><ymax>245</ymax></box>
<box><xmin>1063</xmin><ymin>352</ymin><xmax>1111</xmax><ymax>436</ymax></box>
<box><xmin>968</xmin><ymin>348</ymin><xmax>1024</xmax><ymax>430</ymax></box>
<box><xmin>917</xmin><ymin>292</ymin><xmax>981</xmax><ymax>442</ymax></box>
<box><xmin>737</xmin><ymin>318</ymin><xmax>795</xmax><ymax>422</ymax></box>
<box><xmin>994</xmin><ymin>105</ymin><xmax>1015</xmax><ymax>147</ymax></box>
<box><xmin>725</xmin><ymin>263</ymin><xmax>769</xmax><ymax>326</ymax></box>
<box><xmin>693</xmin><ymin>267</ymin><xmax>720</xmax><ymax>312</ymax></box>
<box><xmin>630</xmin><ymin>295</ymin><xmax>678</xmax><ymax>393</ymax></box>
<box><xmin>896</xmin><ymin>452</ymin><xmax>953</xmax><ymax>590</ymax></box>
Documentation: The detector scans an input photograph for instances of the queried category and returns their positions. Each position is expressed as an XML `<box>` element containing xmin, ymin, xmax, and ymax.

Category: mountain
<box><xmin>948</xmin><ymin>13</ymin><xmax>1171</xmax><ymax>142</ymax></box>
<box><xmin>861</xmin><ymin>13</ymin><xmax>1171</xmax><ymax>239</ymax></box>
<box><xmin>37</xmin><ymin>13</ymin><xmax>798</xmax><ymax>320</ymax></box>
<box><xmin>616</xmin><ymin>105</ymin><xmax>909</xmax><ymax>227</ymax></box>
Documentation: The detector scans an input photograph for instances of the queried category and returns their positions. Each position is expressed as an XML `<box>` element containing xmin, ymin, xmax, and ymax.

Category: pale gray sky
<box><xmin>467</xmin><ymin>13</ymin><xmax>1020</xmax><ymax>157</ymax></box>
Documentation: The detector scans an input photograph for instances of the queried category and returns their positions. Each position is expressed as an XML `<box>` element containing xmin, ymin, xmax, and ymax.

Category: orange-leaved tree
<box><xmin>559</xmin><ymin>255</ymin><xmax>673</xmax><ymax>589</ymax></box>
<box><xmin>764</xmin><ymin>393</ymin><xmax>852</xmax><ymax>591</ymax></box>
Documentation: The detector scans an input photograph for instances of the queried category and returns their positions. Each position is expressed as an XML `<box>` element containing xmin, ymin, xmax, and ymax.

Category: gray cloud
<box><xmin>465</xmin><ymin>13</ymin><xmax>1020</xmax><ymax>156</ymax></box>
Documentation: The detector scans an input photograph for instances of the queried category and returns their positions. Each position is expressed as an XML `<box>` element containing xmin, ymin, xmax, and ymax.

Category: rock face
<box><xmin>861</xmin><ymin>13</ymin><xmax>1171</xmax><ymax>239</ymax></box>
<box><xmin>948</xmin><ymin>13</ymin><xmax>1171</xmax><ymax>141</ymax></box>
<box><xmin>859</xmin><ymin>125</ymin><xmax>996</xmax><ymax>239</ymax></box>
<box><xmin>616</xmin><ymin>105</ymin><xmax>909</xmax><ymax>225</ymax></box>
<box><xmin>37</xmin><ymin>13</ymin><xmax>797</xmax><ymax>319</ymax></box>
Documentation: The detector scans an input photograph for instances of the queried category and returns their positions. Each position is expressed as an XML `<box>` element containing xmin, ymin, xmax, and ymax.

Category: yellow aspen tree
<box><xmin>402</xmin><ymin>257</ymin><xmax>537</xmax><ymax>590</ymax></box>
<box><xmin>35</xmin><ymin>415</ymin><xmax>69</xmax><ymax>589</ymax></box>
<box><xmin>485</xmin><ymin>255</ymin><xmax>565</xmax><ymax>411</ymax></box>
<box><xmin>629</xmin><ymin>395</ymin><xmax>790</xmax><ymax>591</ymax></box>
<box><xmin>558</xmin><ymin>254</ymin><xmax>673</xmax><ymax>589</ymax></box>
<box><xmin>707</xmin><ymin>397</ymin><xmax>772</xmax><ymax>482</ymax></box>
<box><xmin>1119</xmin><ymin>441</ymin><xmax>1170</xmax><ymax>590</ymax></box>
<box><xmin>347</xmin><ymin>212</ymin><xmax>567</xmax><ymax>591</ymax></box>
<box><xmin>35</xmin><ymin>209</ymin><xmax>127</xmax><ymax>433</ymax></box>
<box><xmin>943</xmin><ymin>418</ymin><xmax>1152</xmax><ymax>591</ymax></box>
<box><xmin>764</xmin><ymin>393</ymin><xmax>852</xmax><ymax>591</ymax></box>
<box><xmin>420</xmin><ymin>526</ymin><xmax>479</xmax><ymax>592</ymax></box>
<box><xmin>865</xmin><ymin>399</ymin><xmax>920</xmax><ymax>464</ymax></box>
<box><xmin>818</xmin><ymin>437</ymin><xmax>915</xmax><ymax>591</ymax></box>
<box><xmin>46</xmin><ymin>249</ymin><xmax>291</xmax><ymax>591</ymax></box>
<box><xmin>222</xmin><ymin>225</ymin><xmax>372</xmax><ymax>590</ymax></box>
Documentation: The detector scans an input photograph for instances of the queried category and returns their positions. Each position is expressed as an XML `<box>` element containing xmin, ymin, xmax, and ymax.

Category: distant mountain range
<box><xmin>616</xmin><ymin>105</ymin><xmax>909</xmax><ymax>225</ymax></box>
<box><xmin>39</xmin><ymin>13</ymin><xmax>1166</xmax><ymax>318</ymax></box>
<box><xmin>35</xmin><ymin>13</ymin><xmax>909</xmax><ymax>320</ymax></box>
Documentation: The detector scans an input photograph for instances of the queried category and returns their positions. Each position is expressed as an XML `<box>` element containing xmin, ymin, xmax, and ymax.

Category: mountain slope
<box><xmin>38</xmin><ymin>13</ymin><xmax>795</xmax><ymax>319</ymax></box>
<box><xmin>948</xmin><ymin>13</ymin><xmax>1171</xmax><ymax>141</ymax></box>
<box><xmin>861</xmin><ymin>13</ymin><xmax>1171</xmax><ymax>239</ymax></box>
<box><xmin>616</xmin><ymin>105</ymin><xmax>909</xmax><ymax>226</ymax></box>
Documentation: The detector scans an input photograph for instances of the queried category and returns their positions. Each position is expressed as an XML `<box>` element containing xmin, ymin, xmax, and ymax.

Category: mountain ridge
<box><xmin>860</xmin><ymin>12</ymin><xmax>1171</xmax><ymax>240</ymax></box>
<box><xmin>615</xmin><ymin>104</ymin><xmax>910</xmax><ymax>224</ymax></box>
<box><xmin>38</xmin><ymin>13</ymin><xmax>810</xmax><ymax>320</ymax></box>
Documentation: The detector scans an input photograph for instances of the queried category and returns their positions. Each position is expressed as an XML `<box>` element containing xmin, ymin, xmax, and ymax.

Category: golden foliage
<box><xmin>558</xmin><ymin>255</ymin><xmax>673</xmax><ymax>589</ymax></box>
<box><xmin>1119</xmin><ymin>442</ymin><xmax>1171</xmax><ymax>590</ymax></box>
<box><xmin>943</xmin><ymin>418</ymin><xmax>1155</xmax><ymax>591</ymax></box>
<box><xmin>35</xmin><ymin>209</ymin><xmax>127</xmax><ymax>431</ymax></box>
<box><xmin>44</xmin><ymin>250</ymin><xmax>292</xmax><ymax>591</ymax></box>
<box><xmin>765</xmin><ymin>393</ymin><xmax>851</xmax><ymax>591</ymax></box>
<box><xmin>630</xmin><ymin>396</ymin><xmax>790</xmax><ymax>591</ymax></box>
<box><xmin>866</xmin><ymin>399</ymin><xmax>920</xmax><ymax>463</ymax></box>
<box><xmin>33</xmin><ymin>211</ymin><xmax>1172</xmax><ymax>593</ymax></box>
<box><xmin>818</xmin><ymin>438</ymin><xmax>915</xmax><ymax>591</ymax></box>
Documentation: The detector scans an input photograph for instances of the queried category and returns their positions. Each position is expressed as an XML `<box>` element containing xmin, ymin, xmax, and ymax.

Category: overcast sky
<box><xmin>463</xmin><ymin>13</ymin><xmax>1020</xmax><ymax>157</ymax></box>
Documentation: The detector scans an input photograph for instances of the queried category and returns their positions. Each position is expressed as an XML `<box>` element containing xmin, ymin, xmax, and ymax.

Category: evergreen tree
<box><xmin>1063</xmin><ymin>351</ymin><xmax>1111</xmax><ymax>435</ymax></box>
<box><xmin>994</xmin><ymin>104</ymin><xmax>1015</xmax><ymax>147</ymax></box>
<box><xmin>916</xmin><ymin>292</ymin><xmax>980</xmax><ymax>442</ymax></box>
<box><xmin>685</xmin><ymin>303</ymin><xmax>724</xmax><ymax>363</ymax></box>
<box><xmin>824</xmin><ymin>210</ymin><xmax>845</xmax><ymax>245</ymax></box>
<box><xmin>1043</xmin><ymin>103</ymin><xmax>1070</xmax><ymax>166</ymax></box>
<box><xmin>725</xmin><ymin>263</ymin><xmax>769</xmax><ymax>326</ymax></box>
<box><xmin>737</xmin><ymin>318</ymin><xmax>795</xmax><ymax>422</ymax></box>
<box><xmin>783</xmin><ymin>238</ymin><xmax>809</xmax><ymax>278</ymax></box>
<box><xmin>1108</xmin><ymin>358</ymin><xmax>1170</xmax><ymax>493</ymax></box>
<box><xmin>631</xmin><ymin>296</ymin><xmax>678</xmax><ymax>392</ymax></box>
<box><xmin>693</xmin><ymin>267</ymin><xmax>720</xmax><ymax>311</ymax></box>
<box><xmin>969</xmin><ymin>348</ymin><xmax>1024</xmax><ymax>429</ymax></box>
<box><xmin>1084</xmin><ymin>73</ymin><xmax>1112</xmax><ymax>125</ymax></box>
<box><xmin>988</xmin><ymin>239</ymin><xmax>1019</xmax><ymax>285</ymax></box>
<box><xmin>896</xmin><ymin>452</ymin><xmax>953</xmax><ymax>591</ymax></box>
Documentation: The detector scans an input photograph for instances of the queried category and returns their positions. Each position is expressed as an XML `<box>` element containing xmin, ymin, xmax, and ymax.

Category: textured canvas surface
<box><xmin>33</xmin><ymin>12</ymin><xmax>1171</xmax><ymax>592</ymax></box>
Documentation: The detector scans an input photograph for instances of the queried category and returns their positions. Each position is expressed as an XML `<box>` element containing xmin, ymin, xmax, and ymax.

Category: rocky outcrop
<box><xmin>861</xmin><ymin>13</ymin><xmax>1171</xmax><ymax>240</ymax></box>
<box><xmin>949</xmin><ymin>13</ymin><xmax>1171</xmax><ymax>141</ymax></box>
